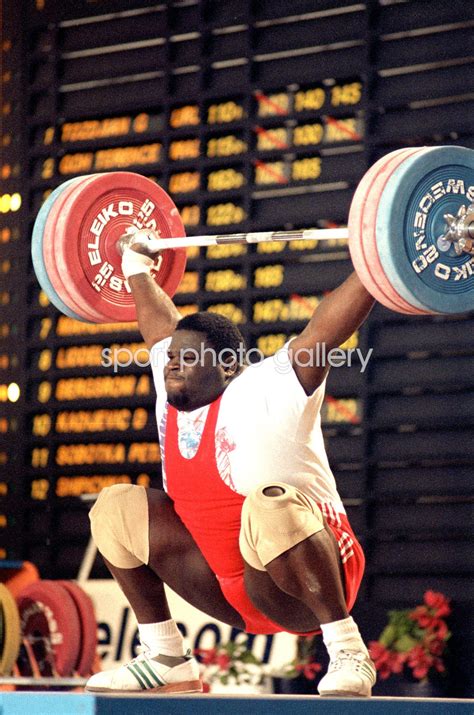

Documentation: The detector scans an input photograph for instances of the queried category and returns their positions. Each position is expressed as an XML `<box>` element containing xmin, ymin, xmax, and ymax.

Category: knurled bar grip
<box><xmin>132</xmin><ymin>227</ymin><xmax>348</xmax><ymax>252</ymax></box>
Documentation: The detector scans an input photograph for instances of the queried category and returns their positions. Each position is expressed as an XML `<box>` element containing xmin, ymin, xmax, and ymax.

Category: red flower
<box><xmin>412</xmin><ymin>664</ymin><xmax>429</xmax><ymax>679</ymax></box>
<box><xmin>300</xmin><ymin>661</ymin><xmax>322</xmax><ymax>680</ymax></box>
<box><xmin>406</xmin><ymin>645</ymin><xmax>424</xmax><ymax>663</ymax></box>
<box><xmin>368</xmin><ymin>641</ymin><xmax>388</xmax><ymax>661</ymax></box>
<box><xmin>377</xmin><ymin>661</ymin><xmax>394</xmax><ymax>680</ymax></box>
<box><xmin>424</xmin><ymin>590</ymin><xmax>451</xmax><ymax>618</ymax></box>
<box><xmin>195</xmin><ymin>647</ymin><xmax>218</xmax><ymax>665</ymax></box>
<box><xmin>216</xmin><ymin>652</ymin><xmax>231</xmax><ymax>670</ymax></box>
<box><xmin>433</xmin><ymin>657</ymin><xmax>445</xmax><ymax>673</ymax></box>
<box><xmin>407</xmin><ymin>645</ymin><xmax>434</xmax><ymax>680</ymax></box>
<box><xmin>370</xmin><ymin>591</ymin><xmax>450</xmax><ymax>683</ymax></box>
<box><xmin>295</xmin><ymin>660</ymin><xmax>322</xmax><ymax>680</ymax></box>
<box><xmin>368</xmin><ymin>642</ymin><xmax>396</xmax><ymax>680</ymax></box>
<box><xmin>409</xmin><ymin>605</ymin><xmax>437</xmax><ymax>629</ymax></box>
<box><xmin>389</xmin><ymin>652</ymin><xmax>406</xmax><ymax>674</ymax></box>
<box><xmin>429</xmin><ymin>618</ymin><xmax>449</xmax><ymax>641</ymax></box>
<box><xmin>426</xmin><ymin>637</ymin><xmax>445</xmax><ymax>656</ymax></box>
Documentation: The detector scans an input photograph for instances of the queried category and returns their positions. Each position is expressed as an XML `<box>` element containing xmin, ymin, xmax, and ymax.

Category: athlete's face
<box><xmin>164</xmin><ymin>329</ymin><xmax>232</xmax><ymax>411</ymax></box>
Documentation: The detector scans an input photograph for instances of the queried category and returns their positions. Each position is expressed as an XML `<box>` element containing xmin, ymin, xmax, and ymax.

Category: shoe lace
<box><xmin>128</xmin><ymin>645</ymin><xmax>151</xmax><ymax>666</ymax></box>
<box><xmin>129</xmin><ymin>645</ymin><xmax>193</xmax><ymax>666</ymax></box>
<box><xmin>329</xmin><ymin>650</ymin><xmax>368</xmax><ymax>673</ymax></box>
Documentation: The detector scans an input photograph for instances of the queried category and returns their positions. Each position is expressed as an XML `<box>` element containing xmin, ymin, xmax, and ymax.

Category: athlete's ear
<box><xmin>223</xmin><ymin>359</ymin><xmax>239</xmax><ymax>380</ymax></box>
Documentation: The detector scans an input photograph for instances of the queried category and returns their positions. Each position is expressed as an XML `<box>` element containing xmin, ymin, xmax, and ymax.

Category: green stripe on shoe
<box><xmin>360</xmin><ymin>663</ymin><xmax>375</xmax><ymax>679</ymax></box>
<box><xmin>142</xmin><ymin>659</ymin><xmax>166</xmax><ymax>686</ymax></box>
<box><xmin>126</xmin><ymin>663</ymin><xmax>149</xmax><ymax>689</ymax></box>
<box><xmin>127</xmin><ymin>662</ymin><xmax>160</xmax><ymax>689</ymax></box>
<box><xmin>133</xmin><ymin>662</ymin><xmax>160</xmax><ymax>689</ymax></box>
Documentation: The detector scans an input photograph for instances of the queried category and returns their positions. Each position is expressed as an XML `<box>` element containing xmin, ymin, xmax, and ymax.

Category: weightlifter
<box><xmin>86</xmin><ymin>237</ymin><xmax>377</xmax><ymax>697</ymax></box>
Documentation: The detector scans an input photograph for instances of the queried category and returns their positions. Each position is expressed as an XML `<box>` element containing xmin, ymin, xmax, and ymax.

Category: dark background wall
<box><xmin>0</xmin><ymin>0</ymin><xmax>472</xmax><ymax>696</ymax></box>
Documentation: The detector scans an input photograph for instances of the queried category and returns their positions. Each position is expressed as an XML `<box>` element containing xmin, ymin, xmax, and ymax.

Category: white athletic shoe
<box><xmin>317</xmin><ymin>649</ymin><xmax>376</xmax><ymax>697</ymax></box>
<box><xmin>85</xmin><ymin>649</ymin><xmax>202</xmax><ymax>694</ymax></box>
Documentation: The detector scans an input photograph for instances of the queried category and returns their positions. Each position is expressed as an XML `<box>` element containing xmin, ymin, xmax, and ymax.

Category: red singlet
<box><xmin>165</xmin><ymin>395</ymin><xmax>364</xmax><ymax>635</ymax></box>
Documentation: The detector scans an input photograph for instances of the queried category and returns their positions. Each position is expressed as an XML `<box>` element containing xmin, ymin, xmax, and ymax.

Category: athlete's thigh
<box><xmin>146</xmin><ymin>488</ymin><xmax>244</xmax><ymax>628</ymax></box>
<box><xmin>243</xmin><ymin>522</ymin><xmax>344</xmax><ymax>633</ymax></box>
<box><xmin>243</xmin><ymin>563</ymin><xmax>320</xmax><ymax>633</ymax></box>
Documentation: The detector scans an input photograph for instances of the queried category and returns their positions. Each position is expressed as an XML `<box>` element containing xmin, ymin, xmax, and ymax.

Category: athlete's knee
<box><xmin>89</xmin><ymin>484</ymin><xmax>149</xmax><ymax>569</ymax></box>
<box><xmin>239</xmin><ymin>482</ymin><xmax>324</xmax><ymax>571</ymax></box>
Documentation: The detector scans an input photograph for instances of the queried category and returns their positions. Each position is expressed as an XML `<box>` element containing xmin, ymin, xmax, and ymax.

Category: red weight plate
<box><xmin>43</xmin><ymin>175</ymin><xmax>112</xmax><ymax>323</ymax></box>
<box><xmin>4</xmin><ymin>561</ymin><xmax>40</xmax><ymax>599</ymax></box>
<box><xmin>16</xmin><ymin>580</ymin><xmax>82</xmax><ymax>676</ymax></box>
<box><xmin>361</xmin><ymin>147</ymin><xmax>434</xmax><ymax>315</ymax></box>
<box><xmin>348</xmin><ymin>149</ymin><xmax>425</xmax><ymax>314</ymax></box>
<box><xmin>349</xmin><ymin>149</ymin><xmax>422</xmax><ymax>314</ymax></box>
<box><xmin>348</xmin><ymin>151</ymin><xmax>413</xmax><ymax>313</ymax></box>
<box><xmin>58</xmin><ymin>580</ymin><xmax>97</xmax><ymax>676</ymax></box>
<box><xmin>54</xmin><ymin>172</ymin><xmax>187</xmax><ymax>322</ymax></box>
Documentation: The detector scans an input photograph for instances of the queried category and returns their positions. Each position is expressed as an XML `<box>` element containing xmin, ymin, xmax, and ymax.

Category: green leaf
<box><xmin>394</xmin><ymin>634</ymin><xmax>418</xmax><ymax>653</ymax></box>
<box><xmin>388</xmin><ymin>609</ymin><xmax>411</xmax><ymax>627</ymax></box>
<box><xmin>379</xmin><ymin>624</ymin><xmax>397</xmax><ymax>646</ymax></box>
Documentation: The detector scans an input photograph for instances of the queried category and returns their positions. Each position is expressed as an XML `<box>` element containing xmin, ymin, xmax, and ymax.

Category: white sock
<box><xmin>320</xmin><ymin>616</ymin><xmax>369</xmax><ymax>660</ymax></box>
<box><xmin>138</xmin><ymin>619</ymin><xmax>186</xmax><ymax>657</ymax></box>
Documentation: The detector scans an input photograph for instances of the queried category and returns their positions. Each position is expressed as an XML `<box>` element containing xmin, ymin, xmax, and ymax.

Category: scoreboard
<box><xmin>0</xmin><ymin>0</ymin><xmax>473</xmax><ymax>578</ymax></box>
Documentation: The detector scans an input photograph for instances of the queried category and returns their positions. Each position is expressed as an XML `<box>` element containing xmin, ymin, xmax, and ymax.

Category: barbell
<box><xmin>32</xmin><ymin>145</ymin><xmax>474</xmax><ymax>323</ymax></box>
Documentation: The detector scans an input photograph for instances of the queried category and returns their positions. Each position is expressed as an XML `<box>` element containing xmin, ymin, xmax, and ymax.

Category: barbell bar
<box><xmin>118</xmin><ymin>199</ymin><xmax>474</xmax><ymax>255</ymax></box>
<box><xmin>117</xmin><ymin>227</ymin><xmax>349</xmax><ymax>253</ymax></box>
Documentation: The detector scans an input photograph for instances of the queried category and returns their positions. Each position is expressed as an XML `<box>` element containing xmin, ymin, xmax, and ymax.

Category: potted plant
<box><xmin>271</xmin><ymin>635</ymin><xmax>322</xmax><ymax>694</ymax></box>
<box><xmin>195</xmin><ymin>638</ymin><xmax>271</xmax><ymax>693</ymax></box>
<box><xmin>368</xmin><ymin>590</ymin><xmax>451</xmax><ymax>696</ymax></box>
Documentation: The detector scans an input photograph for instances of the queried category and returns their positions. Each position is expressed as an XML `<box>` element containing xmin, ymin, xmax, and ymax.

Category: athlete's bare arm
<box><xmin>289</xmin><ymin>271</ymin><xmax>375</xmax><ymax>394</ymax></box>
<box><xmin>128</xmin><ymin>273</ymin><xmax>181</xmax><ymax>350</ymax></box>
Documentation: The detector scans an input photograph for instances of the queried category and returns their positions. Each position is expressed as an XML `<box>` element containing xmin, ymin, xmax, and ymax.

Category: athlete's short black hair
<box><xmin>175</xmin><ymin>312</ymin><xmax>246</xmax><ymax>368</ymax></box>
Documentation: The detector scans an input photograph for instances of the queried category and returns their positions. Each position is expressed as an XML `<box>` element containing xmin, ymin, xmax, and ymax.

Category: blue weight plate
<box><xmin>31</xmin><ymin>178</ymin><xmax>88</xmax><ymax>321</ymax></box>
<box><xmin>375</xmin><ymin>146</ymin><xmax>474</xmax><ymax>314</ymax></box>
